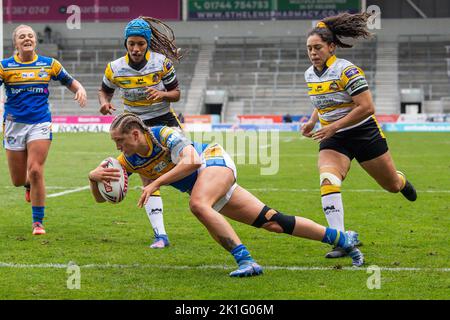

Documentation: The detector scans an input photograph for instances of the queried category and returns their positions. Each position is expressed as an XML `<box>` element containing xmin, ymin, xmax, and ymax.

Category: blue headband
<box><xmin>124</xmin><ymin>18</ymin><xmax>152</xmax><ymax>47</ymax></box>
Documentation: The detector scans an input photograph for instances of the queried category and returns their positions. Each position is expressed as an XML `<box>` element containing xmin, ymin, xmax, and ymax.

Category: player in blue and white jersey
<box><xmin>88</xmin><ymin>113</ymin><xmax>364</xmax><ymax>277</ymax></box>
<box><xmin>301</xmin><ymin>13</ymin><xmax>417</xmax><ymax>258</ymax></box>
<box><xmin>98</xmin><ymin>17</ymin><xmax>184</xmax><ymax>249</ymax></box>
<box><xmin>0</xmin><ymin>25</ymin><xmax>87</xmax><ymax>235</ymax></box>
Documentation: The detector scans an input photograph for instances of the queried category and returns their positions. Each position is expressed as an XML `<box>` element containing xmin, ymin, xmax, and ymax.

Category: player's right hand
<box><xmin>88</xmin><ymin>166</ymin><xmax>121</xmax><ymax>184</ymax></box>
<box><xmin>301</xmin><ymin>121</ymin><xmax>315</xmax><ymax>138</ymax></box>
<box><xmin>99</xmin><ymin>103</ymin><xmax>116</xmax><ymax>115</ymax></box>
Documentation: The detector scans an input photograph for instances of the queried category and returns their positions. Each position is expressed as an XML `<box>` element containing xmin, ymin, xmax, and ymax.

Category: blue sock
<box><xmin>32</xmin><ymin>206</ymin><xmax>45</xmax><ymax>224</ymax></box>
<box><xmin>231</xmin><ymin>244</ymin><xmax>254</xmax><ymax>265</ymax></box>
<box><xmin>322</xmin><ymin>227</ymin><xmax>346</xmax><ymax>247</ymax></box>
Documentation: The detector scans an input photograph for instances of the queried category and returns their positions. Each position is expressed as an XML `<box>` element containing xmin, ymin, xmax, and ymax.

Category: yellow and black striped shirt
<box><xmin>305</xmin><ymin>55</ymin><xmax>369</xmax><ymax>129</ymax></box>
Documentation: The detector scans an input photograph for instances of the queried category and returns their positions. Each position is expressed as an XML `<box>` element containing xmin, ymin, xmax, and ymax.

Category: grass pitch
<box><xmin>0</xmin><ymin>132</ymin><xmax>449</xmax><ymax>299</ymax></box>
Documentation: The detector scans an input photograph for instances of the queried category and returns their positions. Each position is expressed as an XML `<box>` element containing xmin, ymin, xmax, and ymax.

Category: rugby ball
<box><xmin>97</xmin><ymin>157</ymin><xmax>128</xmax><ymax>204</ymax></box>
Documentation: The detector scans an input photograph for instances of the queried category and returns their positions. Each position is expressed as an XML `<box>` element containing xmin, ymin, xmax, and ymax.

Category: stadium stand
<box><xmin>208</xmin><ymin>36</ymin><xmax>377</xmax><ymax>122</ymax></box>
<box><xmin>398</xmin><ymin>35</ymin><xmax>450</xmax><ymax>112</ymax></box>
<box><xmin>2</xmin><ymin>37</ymin><xmax>200</xmax><ymax>116</ymax></box>
<box><xmin>3</xmin><ymin>31</ymin><xmax>450</xmax><ymax>119</ymax></box>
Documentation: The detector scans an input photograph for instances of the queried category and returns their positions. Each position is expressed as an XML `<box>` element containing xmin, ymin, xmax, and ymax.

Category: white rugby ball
<box><xmin>97</xmin><ymin>157</ymin><xmax>128</xmax><ymax>204</ymax></box>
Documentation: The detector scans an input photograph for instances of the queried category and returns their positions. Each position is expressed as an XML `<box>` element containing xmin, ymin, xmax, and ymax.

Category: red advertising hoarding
<box><xmin>3</xmin><ymin>0</ymin><xmax>180</xmax><ymax>22</ymax></box>
<box><xmin>238</xmin><ymin>115</ymin><xmax>283</xmax><ymax>124</ymax></box>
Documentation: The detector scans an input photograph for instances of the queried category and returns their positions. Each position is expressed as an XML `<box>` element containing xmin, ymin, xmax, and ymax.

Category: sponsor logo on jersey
<box><xmin>328</xmin><ymin>71</ymin><xmax>338</xmax><ymax>77</ymax></box>
<box><xmin>10</xmin><ymin>87</ymin><xmax>45</xmax><ymax>95</ymax></box>
<box><xmin>152</xmin><ymin>74</ymin><xmax>159</xmax><ymax>83</ymax></box>
<box><xmin>329</xmin><ymin>81</ymin><xmax>339</xmax><ymax>91</ymax></box>
<box><xmin>153</xmin><ymin>161</ymin><xmax>168</xmax><ymax>173</ymax></box>
<box><xmin>350</xmin><ymin>79</ymin><xmax>367</xmax><ymax>92</ymax></box>
<box><xmin>119</xmin><ymin>80</ymin><xmax>131</xmax><ymax>85</ymax></box>
<box><xmin>22</xmin><ymin>72</ymin><xmax>35</xmax><ymax>78</ymax></box>
<box><xmin>7</xmin><ymin>63</ymin><xmax>20</xmax><ymax>67</ymax></box>
<box><xmin>38</xmin><ymin>68</ymin><xmax>49</xmax><ymax>78</ymax></box>
<box><xmin>35</xmin><ymin>62</ymin><xmax>48</xmax><ymax>66</ymax></box>
<box><xmin>165</xmin><ymin>131</ymin><xmax>179</xmax><ymax>148</ymax></box>
<box><xmin>136</xmin><ymin>78</ymin><xmax>146</xmax><ymax>85</ymax></box>
<box><xmin>165</xmin><ymin>61</ymin><xmax>172</xmax><ymax>70</ymax></box>
<box><xmin>344</xmin><ymin>67</ymin><xmax>359</xmax><ymax>78</ymax></box>
<box><xmin>315</xmin><ymin>85</ymin><xmax>324</xmax><ymax>92</ymax></box>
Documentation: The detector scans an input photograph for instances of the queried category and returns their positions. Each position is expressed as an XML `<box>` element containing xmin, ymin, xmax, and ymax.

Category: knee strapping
<box><xmin>252</xmin><ymin>206</ymin><xmax>296</xmax><ymax>234</ymax></box>
<box><xmin>320</xmin><ymin>172</ymin><xmax>342</xmax><ymax>196</ymax></box>
<box><xmin>320</xmin><ymin>172</ymin><xmax>342</xmax><ymax>186</ymax></box>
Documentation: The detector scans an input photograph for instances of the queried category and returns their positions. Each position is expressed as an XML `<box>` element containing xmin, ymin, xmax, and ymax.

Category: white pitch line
<box><xmin>3</xmin><ymin>186</ymin><xmax>69</xmax><ymax>190</ymax></box>
<box><xmin>0</xmin><ymin>262</ymin><xmax>448</xmax><ymax>272</ymax></box>
<box><xmin>47</xmin><ymin>186</ymin><xmax>90</xmax><ymax>198</ymax></box>
<box><xmin>248</xmin><ymin>188</ymin><xmax>450</xmax><ymax>194</ymax></box>
<box><xmin>5</xmin><ymin>186</ymin><xmax>449</xmax><ymax>197</ymax></box>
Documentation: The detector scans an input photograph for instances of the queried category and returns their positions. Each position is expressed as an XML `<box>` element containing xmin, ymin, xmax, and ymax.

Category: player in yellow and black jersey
<box><xmin>301</xmin><ymin>13</ymin><xmax>417</xmax><ymax>259</ymax></box>
<box><xmin>97</xmin><ymin>17</ymin><xmax>184</xmax><ymax>249</ymax></box>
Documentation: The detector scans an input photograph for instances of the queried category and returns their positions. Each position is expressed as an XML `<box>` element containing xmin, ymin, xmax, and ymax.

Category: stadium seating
<box><xmin>3</xmin><ymin>33</ymin><xmax>450</xmax><ymax>119</ymax></box>
<box><xmin>9</xmin><ymin>37</ymin><xmax>201</xmax><ymax>115</ymax></box>
<box><xmin>208</xmin><ymin>36</ymin><xmax>377</xmax><ymax>121</ymax></box>
<box><xmin>398</xmin><ymin>35</ymin><xmax>450</xmax><ymax>102</ymax></box>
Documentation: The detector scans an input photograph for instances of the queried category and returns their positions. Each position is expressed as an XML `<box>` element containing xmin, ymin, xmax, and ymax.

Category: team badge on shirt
<box><xmin>329</xmin><ymin>81</ymin><xmax>339</xmax><ymax>91</ymax></box>
<box><xmin>344</xmin><ymin>67</ymin><xmax>360</xmax><ymax>78</ymax></box>
<box><xmin>38</xmin><ymin>68</ymin><xmax>49</xmax><ymax>78</ymax></box>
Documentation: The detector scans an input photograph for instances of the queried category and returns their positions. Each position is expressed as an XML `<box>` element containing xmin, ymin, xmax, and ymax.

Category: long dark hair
<box><xmin>308</xmin><ymin>13</ymin><xmax>373</xmax><ymax>48</ymax></box>
<box><xmin>139</xmin><ymin>16</ymin><xmax>183</xmax><ymax>62</ymax></box>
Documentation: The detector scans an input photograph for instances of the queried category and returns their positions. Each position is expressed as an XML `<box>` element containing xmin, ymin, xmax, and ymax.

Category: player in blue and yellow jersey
<box><xmin>1</xmin><ymin>25</ymin><xmax>87</xmax><ymax>235</ymax></box>
<box><xmin>88</xmin><ymin>113</ymin><xmax>364</xmax><ymax>277</ymax></box>
<box><xmin>301</xmin><ymin>13</ymin><xmax>417</xmax><ymax>259</ymax></box>
<box><xmin>98</xmin><ymin>17</ymin><xmax>184</xmax><ymax>248</ymax></box>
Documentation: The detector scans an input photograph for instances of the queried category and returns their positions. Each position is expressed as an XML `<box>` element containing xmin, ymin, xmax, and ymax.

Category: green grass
<box><xmin>0</xmin><ymin>132</ymin><xmax>449</xmax><ymax>299</ymax></box>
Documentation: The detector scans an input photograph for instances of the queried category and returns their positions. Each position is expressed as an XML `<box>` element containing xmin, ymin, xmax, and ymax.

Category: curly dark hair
<box><xmin>139</xmin><ymin>16</ymin><xmax>183</xmax><ymax>62</ymax></box>
<box><xmin>308</xmin><ymin>12</ymin><xmax>373</xmax><ymax>48</ymax></box>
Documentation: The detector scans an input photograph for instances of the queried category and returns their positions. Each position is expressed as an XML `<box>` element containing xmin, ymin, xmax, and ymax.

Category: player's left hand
<box><xmin>145</xmin><ymin>87</ymin><xmax>166</xmax><ymax>101</ymax></box>
<box><xmin>138</xmin><ymin>181</ymin><xmax>160</xmax><ymax>208</ymax></box>
<box><xmin>74</xmin><ymin>87</ymin><xmax>87</xmax><ymax>107</ymax></box>
<box><xmin>312</xmin><ymin>124</ymin><xmax>338</xmax><ymax>142</ymax></box>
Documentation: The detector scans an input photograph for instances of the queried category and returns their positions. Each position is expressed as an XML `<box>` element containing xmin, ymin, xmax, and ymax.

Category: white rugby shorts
<box><xmin>3</xmin><ymin>120</ymin><xmax>52</xmax><ymax>151</ymax></box>
<box><xmin>198</xmin><ymin>143</ymin><xmax>238</xmax><ymax>212</ymax></box>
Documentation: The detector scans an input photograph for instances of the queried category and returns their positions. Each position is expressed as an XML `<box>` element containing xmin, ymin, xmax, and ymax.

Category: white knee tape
<box><xmin>320</xmin><ymin>172</ymin><xmax>342</xmax><ymax>186</ymax></box>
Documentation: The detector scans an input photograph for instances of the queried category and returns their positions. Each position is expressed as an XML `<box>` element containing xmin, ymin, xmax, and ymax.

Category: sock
<box><xmin>231</xmin><ymin>244</ymin><xmax>254</xmax><ymax>265</ymax></box>
<box><xmin>321</xmin><ymin>227</ymin><xmax>346</xmax><ymax>247</ymax></box>
<box><xmin>397</xmin><ymin>172</ymin><xmax>407</xmax><ymax>190</ymax></box>
<box><xmin>321</xmin><ymin>185</ymin><xmax>345</xmax><ymax>232</ymax></box>
<box><xmin>32</xmin><ymin>206</ymin><xmax>45</xmax><ymax>224</ymax></box>
<box><xmin>144</xmin><ymin>195</ymin><xmax>167</xmax><ymax>237</ymax></box>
